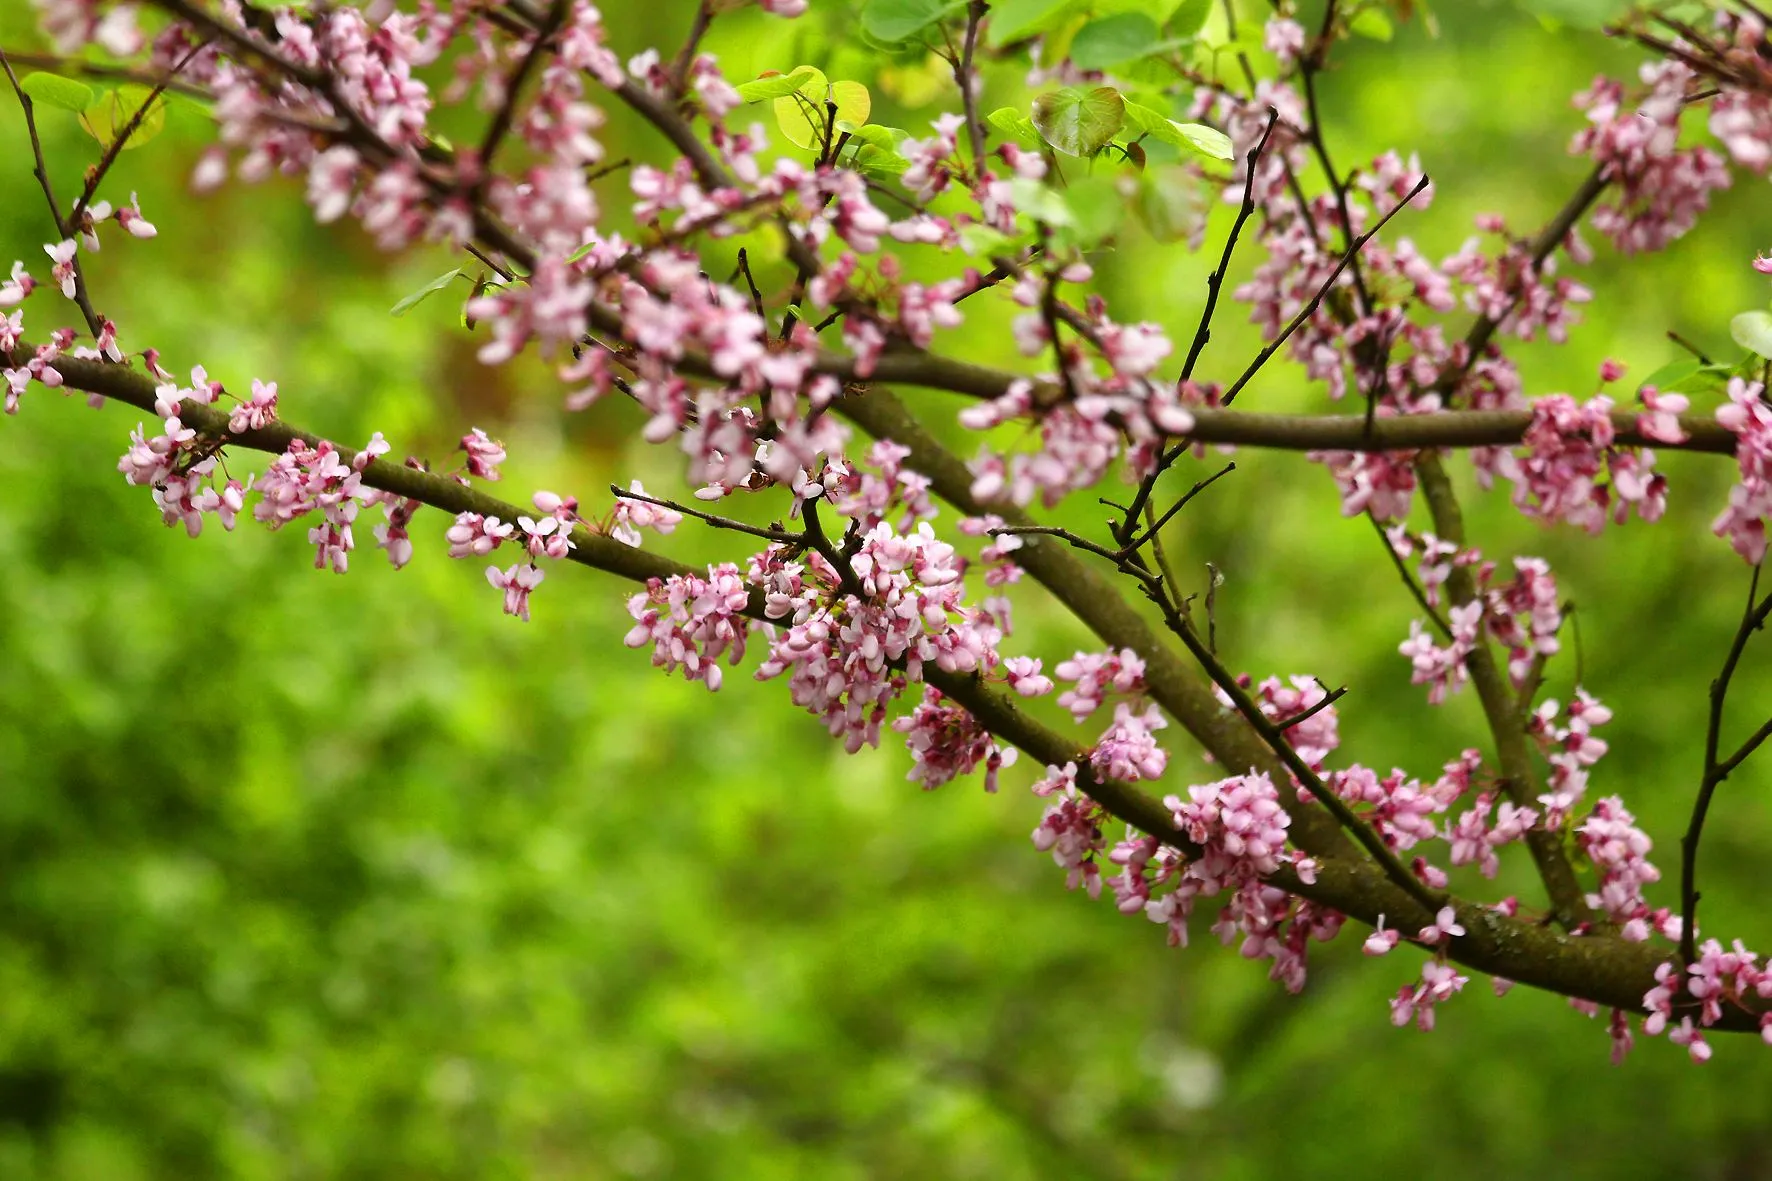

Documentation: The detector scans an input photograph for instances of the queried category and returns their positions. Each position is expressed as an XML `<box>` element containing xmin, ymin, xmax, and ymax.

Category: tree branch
<box><xmin>32</xmin><ymin>344</ymin><xmax>1772</xmax><ymax>1027</ymax></box>
<box><xmin>1415</xmin><ymin>452</ymin><xmax>1595</xmax><ymax>929</ymax></box>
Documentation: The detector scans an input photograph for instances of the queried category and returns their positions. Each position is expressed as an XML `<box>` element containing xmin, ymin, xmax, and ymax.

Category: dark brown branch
<box><xmin>1178</xmin><ymin>109</ymin><xmax>1278</xmax><ymax>382</ymax></box>
<box><xmin>476</xmin><ymin>0</ymin><xmax>566</xmax><ymax>183</ymax></box>
<box><xmin>1682</xmin><ymin>566</ymin><xmax>1772</xmax><ymax>964</ymax></box>
<box><xmin>1273</xmin><ymin>684</ymin><xmax>1346</xmax><ymax>732</ymax></box>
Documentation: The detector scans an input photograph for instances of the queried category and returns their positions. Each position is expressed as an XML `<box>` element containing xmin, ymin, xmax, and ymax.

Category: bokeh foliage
<box><xmin>2</xmin><ymin>1</ymin><xmax>1771</xmax><ymax>1177</ymax></box>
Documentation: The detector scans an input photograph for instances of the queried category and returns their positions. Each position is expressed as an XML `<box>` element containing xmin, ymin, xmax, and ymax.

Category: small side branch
<box><xmin>1682</xmin><ymin>564</ymin><xmax>1772</xmax><ymax>964</ymax></box>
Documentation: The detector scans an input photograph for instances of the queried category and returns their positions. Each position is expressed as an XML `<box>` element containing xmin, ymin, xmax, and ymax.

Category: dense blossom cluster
<box><xmin>9</xmin><ymin>0</ymin><xmax>1772</xmax><ymax>1059</ymax></box>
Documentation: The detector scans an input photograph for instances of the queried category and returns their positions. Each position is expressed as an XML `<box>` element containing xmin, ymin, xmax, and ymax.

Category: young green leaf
<box><xmin>1348</xmin><ymin>9</ymin><xmax>1394</xmax><ymax>40</ymax></box>
<box><xmin>1069</xmin><ymin>13</ymin><xmax>1164</xmax><ymax>70</ymax></box>
<box><xmin>1168</xmin><ymin>0</ymin><xmax>1213</xmax><ymax>39</ymax></box>
<box><xmin>734</xmin><ymin>67</ymin><xmax>821</xmax><ymax>102</ymax></box>
<box><xmin>862</xmin><ymin>0</ymin><xmax>964</xmax><ymax>42</ymax></box>
<box><xmin>391</xmin><ymin>268</ymin><xmax>465</xmax><ymax>317</ymax></box>
<box><xmin>1032</xmin><ymin>86</ymin><xmax>1126</xmax><ymax>157</ymax></box>
<box><xmin>1137</xmin><ymin>165</ymin><xmax>1211</xmax><ymax>243</ymax></box>
<box><xmin>986</xmin><ymin>106</ymin><xmax>1042</xmax><ymax>145</ymax></box>
<box><xmin>1062</xmin><ymin>174</ymin><xmax>1128</xmax><ymax>245</ymax></box>
<box><xmin>773</xmin><ymin>70</ymin><xmax>872</xmax><ymax>151</ymax></box>
<box><xmin>1122</xmin><ymin>99</ymin><xmax>1232</xmax><ymax>160</ymax></box>
<box><xmin>19</xmin><ymin>72</ymin><xmax>94</xmax><ymax>113</ymax></box>
<box><xmin>1009</xmin><ymin>176</ymin><xmax>1075</xmax><ymax>227</ymax></box>
<box><xmin>78</xmin><ymin>84</ymin><xmax>168</xmax><ymax>151</ymax></box>
<box><xmin>987</xmin><ymin>0</ymin><xmax>1079</xmax><ymax>46</ymax></box>
<box><xmin>1637</xmin><ymin>358</ymin><xmax>1706</xmax><ymax>393</ymax></box>
<box><xmin>1731</xmin><ymin>311</ymin><xmax>1772</xmax><ymax>360</ymax></box>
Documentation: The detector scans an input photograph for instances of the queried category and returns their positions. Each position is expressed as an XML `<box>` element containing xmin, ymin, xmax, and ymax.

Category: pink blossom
<box><xmin>460</xmin><ymin>428</ymin><xmax>506</xmax><ymax>480</ymax></box>
<box><xmin>487</xmin><ymin>562</ymin><xmax>544</xmax><ymax>621</ymax></box>
<box><xmin>1364</xmin><ymin>916</ymin><xmax>1401</xmax><ymax>956</ymax></box>
<box><xmin>610</xmin><ymin>480</ymin><xmax>682</xmax><ymax>547</ymax></box>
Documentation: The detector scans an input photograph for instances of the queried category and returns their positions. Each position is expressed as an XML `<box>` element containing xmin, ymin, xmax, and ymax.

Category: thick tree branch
<box><xmin>1416</xmin><ymin>452</ymin><xmax>1596</xmax><ymax>929</ymax></box>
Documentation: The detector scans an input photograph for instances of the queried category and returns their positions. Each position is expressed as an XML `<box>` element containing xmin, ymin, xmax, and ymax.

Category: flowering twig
<box><xmin>0</xmin><ymin>46</ymin><xmax>104</xmax><ymax>338</ymax></box>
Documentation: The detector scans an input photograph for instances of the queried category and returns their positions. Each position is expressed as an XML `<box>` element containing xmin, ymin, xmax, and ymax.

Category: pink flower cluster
<box><xmin>1573</xmin><ymin>63</ymin><xmax>1731</xmax><ymax>255</ymax></box>
<box><xmin>895</xmin><ymin>686</ymin><xmax>1018</xmax><ymax>791</ymax></box>
<box><xmin>1644</xmin><ymin>941</ymin><xmax>1772</xmax><ymax>1063</ymax></box>
<box><xmin>1397</xmin><ymin>554</ymin><xmax>1564</xmax><ymax>704</ymax></box>
<box><xmin>1495</xmin><ymin>394</ymin><xmax>1665</xmax><ymax>532</ymax></box>
<box><xmin>1576</xmin><ymin>797</ymin><xmax>1672</xmax><ymax>942</ymax></box>
<box><xmin>253</xmin><ymin>435</ymin><xmax>390</xmax><ymax>573</ymax></box>
<box><xmin>624</xmin><ymin>561</ymin><xmax>752</xmax><ymax>691</ymax></box>
<box><xmin>1714</xmin><ymin>378</ymin><xmax>1772</xmax><ymax>562</ymax></box>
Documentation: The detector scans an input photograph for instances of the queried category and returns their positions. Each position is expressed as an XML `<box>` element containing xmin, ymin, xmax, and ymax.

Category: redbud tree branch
<box><xmin>21</xmin><ymin>343</ymin><xmax>1766</xmax><ymax>1030</ymax></box>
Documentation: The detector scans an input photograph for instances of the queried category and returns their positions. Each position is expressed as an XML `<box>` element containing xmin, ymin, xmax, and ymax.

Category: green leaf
<box><xmin>1123</xmin><ymin>99</ymin><xmax>1232</xmax><ymax>160</ymax></box>
<box><xmin>78</xmin><ymin>84</ymin><xmax>167</xmax><ymax>151</ymax></box>
<box><xmin>735</xmin><ymin>68</ymin><xmax>820</xmax><ymax>102</ymax></box>
<box><xmin>1348</xmin><ymin>9</ymin><xmax>1394</xmax><ymax>40</ymax></box>
<box><xmin>1168</xmin><ymin>0</ymin><xmax>1213</xmax><ymax>39</ymax></box>
<box><xmin>986</xmin><ymin>105</ymin><xmax>1042</xmax><ymax>145</ymax></box>
<box><xmin>1062</xmin><ymin>174</ymin><xmax>1127</xmax><ymax>245</ymax></box>
<box><xmin>846</xmin><ymin>125</ymin><xmax>911</xmax><ymax>177</ymax></box>
<box><xmin>1136</xmin><ymin>165</ymin><xmax>1210</xmax><ymax>243</ymax></box>
<box><xmin>1069</xmin><ymin>13</ymin><xmax>1164</xmax><ymax>70</ymax></box>
<box><xmin>862</xmin><ymin>0</ymin><xmax>963</xmax><ymax>41</ymax></box>
<box><xmin>1637</xmin><ymin>358</ymin><xmax>1705</xmax><ymax>392</ymax></box>
<box><xmin>771</xmin><ymin>69</ymin><xmax>872</xmax><ymax>152</ymax></box>
<box><xmin>958</xmin><ymin>223</ymin><xmax>1020</xmax><ymax>256</ymax></box>
<box><xmin>987</xmin><ymin>0</ymin><xmax>1079</xmax><ymax>46</ymax></box>
<box><xmin>19</xmin><ymin>72</ymin><xmax>94</xmax><ymax>113</ymax></box>
<box><xmin>391</xmin><ymin>268</ymin><xmax>465</xmax><ymax>317</ymax></box>
<box><xmin>846</xmin><ymin>124</ymin><xmax>902</xmax><ymax>149</ymax></box>
<box><xmin>1031</xmin><ymin>86</ymin><xmax>1125</xmax><ymax>157</ymax></box>
<box><xmin>1732</xmin><ymin>311</ymin><xmax>1772</xmax><ymax>360</ymax></box>
<box><xmin>1009</xmin><ymin>176</ymin><xmax>1075</xmax><ymax>227</ymax></box>
<box><xmin>855</xmin><ymin>145</ymin><xmax>911</xmax><ymax>177</ymax></box>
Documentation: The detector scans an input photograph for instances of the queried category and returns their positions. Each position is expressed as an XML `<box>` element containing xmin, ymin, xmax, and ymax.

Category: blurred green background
<box><xmin>3</xmin><ymin>2</ymin><xmax>1772</xmax><ymax>1178</ymax></box>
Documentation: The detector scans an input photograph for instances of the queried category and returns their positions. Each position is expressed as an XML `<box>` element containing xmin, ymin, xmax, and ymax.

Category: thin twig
<box><xmin>1178</xmin><ymin>109</ymin><xmax>1278</xmax><ymax>382</ymax></box>
<box><xmin>0</xmin><ymin>47</ymin><xmax>104</xmax><ymax>338</ymax></box>
<box><xmin>1220</xmin><ymin>174</ymin><xmax>1430</xmax><ymax>407</ymax></box>
<box><xmin>476</xmin><ymin>0</ymin><xmax>566</xmax><ymax>182</ymax></box>
<box><xmin>1682</xmin><ymin>564</ymin><xmax>1772</xmax><ymax>964</ymax></box>
<box><xmin>73</xmin><ymin>38</ymin><xmax>212</xmax><ymax>223</ymax></box>
<box><xmin>1274</xmin><ymin>684</ymin><xmax>1347</xmax><ymax>731</ymax></box>
<box><xmin>610</xmin><ymin>484</ymin><xmax>797</xmax><ymax>545</ymax></box>
<box><xmin>1368</xmin><ymin>514</ymin><xmax>1454</xmax><ymax>641</ymax></box>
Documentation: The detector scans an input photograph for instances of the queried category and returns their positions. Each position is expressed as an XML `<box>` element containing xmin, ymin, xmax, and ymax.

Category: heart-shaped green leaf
<box><xmin>78</xmin><ymin>84</ymin><xmax>167</xmax><ymax>151</ymax></box>
<box><xmin>773</xmin><ymin>69</ymin><xmax>872</xmax><ymax>151</ymax></box>
<box><xmin>1032</xmin><ymin>86</ymin><xmax>1125</xmax><ymax>157</ymax></box>
<box><xmin>862</xmin><ymin>0</ymin><xmax>964</xmax><ymax>42</ymax></box>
